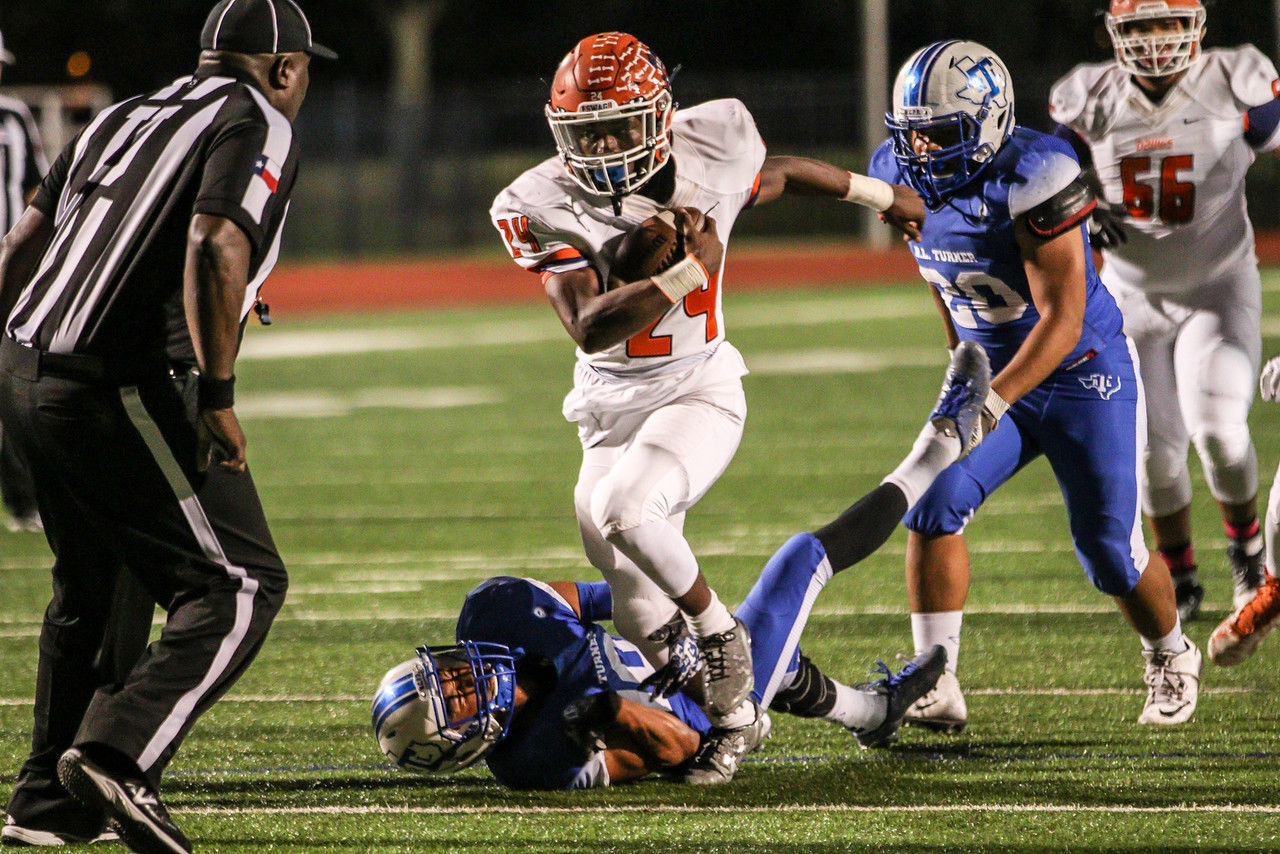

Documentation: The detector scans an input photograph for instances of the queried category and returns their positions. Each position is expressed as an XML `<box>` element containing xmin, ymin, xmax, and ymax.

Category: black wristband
<box><xmin>197</xmin><ymin>374</ymin><xmax>235</xmax><ymax>410</ymax></box>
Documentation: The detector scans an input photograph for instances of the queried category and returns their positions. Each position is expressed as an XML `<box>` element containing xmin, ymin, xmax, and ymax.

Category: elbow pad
<box><xmin>1023</xmin><ymin>178</ymin><xmax>1097</xmax><ymax>240</ymax></box>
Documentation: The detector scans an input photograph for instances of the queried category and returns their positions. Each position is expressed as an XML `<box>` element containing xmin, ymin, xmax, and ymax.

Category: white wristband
<box><xmin>984</xmin><ymin>387</ymin><xmax>1010</xmax><ymax>422</ymax></box>
<box><xmin>843</xmin><ymin>171</ymin><xmax>895</xmax><ymax>212</ymax></box>
<box><xmin>650</xmin><ymin>256</ymin><xmax>709</xmax><ymax>303</ymax></box>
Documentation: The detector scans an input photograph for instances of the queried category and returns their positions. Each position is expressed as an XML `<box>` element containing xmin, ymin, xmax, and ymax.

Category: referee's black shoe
<box><xmin>56</xmin><ymin>748</ymin><xmax>191</xmax><ymax>854</ymax></box>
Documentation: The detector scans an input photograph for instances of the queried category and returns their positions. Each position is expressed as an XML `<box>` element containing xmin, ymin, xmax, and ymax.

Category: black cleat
<box><xmin>855</xmin><ymin>645</ymin><xmax>947</xmax><ymax>749</ymax></box>
<box><xmin>56</xmin><ymin>748</ymin><xmax>191</xmax><ymax>854</ymax></box>
<box><xmin>1171</xmin><ymin>566</ymin><xmax>1204</xmax><ymax>622</ymax></box>
<box><xmin>1227</xmin><ymin>538</ymin><xmax>1266</xmax><ymax>611</ymax></box>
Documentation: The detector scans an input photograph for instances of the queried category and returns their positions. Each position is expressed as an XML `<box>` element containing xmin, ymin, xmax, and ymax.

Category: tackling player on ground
<box><xmin>372</xmin><ymin>343</ymin><xmax>992</xmax><ymax>788</ymax></box>
<box><xmin>1050</xmin><ymin>0</ymin><xmax>1280</xmax><ymax>623</ymax></box>
<box><xmin>488</xmin><ymin>32</ymin><xmax>926</xmax><ymax>757</ymax></box>
<box><xmin>868</xmin><ymin>40</ymin><xmax>1200</xmax><ymax>734</ymax></box>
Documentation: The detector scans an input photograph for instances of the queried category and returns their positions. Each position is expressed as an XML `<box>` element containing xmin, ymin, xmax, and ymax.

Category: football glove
<box><xmin>1087</xmin><ymin>201</ymin><xmax>1128</xmax><ymax>250</ymax></box>
<box><xmin>638</xmin><ymin>612</ymin><xmax>703</xmax><ymax>698</ymax></box>
<box><xmin>562</xmin><ymin>691</ymin><xmax>622</xmax><ymax>753</ymax></box>
<box><xmin>1260</xmin><ymin>355</ymin><xmax>1280</xmax><ymax>403</ymax></box>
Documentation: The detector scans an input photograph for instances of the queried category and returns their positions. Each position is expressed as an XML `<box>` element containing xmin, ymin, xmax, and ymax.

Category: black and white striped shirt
<box><xmin>6</xmin><ymin>69</ymin><xmax>297</xmax><ymax>365</ymax></box>
<box><xmin>0</xmin><ymin>93</ymin><xmax>47</xmax><ymax>236</ymax></box>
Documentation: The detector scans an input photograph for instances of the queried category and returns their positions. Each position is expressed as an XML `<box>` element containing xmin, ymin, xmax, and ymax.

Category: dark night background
<box><xmin>1</xmin><ymin>1</ymin><xmax>1276</xmax><ymax>256</ymax></box>
<box><xmin>1</xmin><ymin>1</ymin><xmax>1272</xmax><ymax>102</ymax></box>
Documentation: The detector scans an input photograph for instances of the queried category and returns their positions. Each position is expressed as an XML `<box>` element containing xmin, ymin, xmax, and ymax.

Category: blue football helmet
<box><xmin>371</xmin><ymin>641</ymin><xmax>518</xmax><ymax>774</ymax></box>
<box><xmin>886</xmin><ymin>40</ymin><xmax>1015</xmax><ymax>207</ymax></box>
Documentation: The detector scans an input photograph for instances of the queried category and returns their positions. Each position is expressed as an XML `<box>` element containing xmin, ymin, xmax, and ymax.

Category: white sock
<box><xmin>687</xmin><ymin>589</ymin><xmax>736</xmax><ymax>638</ymax></box>
<box><xmin>911</xmin><ymin>610</ymin><xmax>963</xmax><ymax>674</ymax></box>
<box><xmin>883</xmin><ymin>422</ymin><xmax>962</xmax><ymax>510</ymax></box>
<box><xmin>826</xmin><ymin>680</ymin><xmax>888</xmax><ymax>732</ymax></box>
<box><xmin>1140</xmin><ymin>618</ymin><xmax>1189</xmax><ymax>654</ymax></box>
<box><xmin>712</xmin><ymin>698</ymin><xmax>758</xmax><ymax>729</ymax></box>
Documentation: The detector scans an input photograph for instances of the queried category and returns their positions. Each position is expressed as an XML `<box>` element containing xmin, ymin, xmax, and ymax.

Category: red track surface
<box><xmin>263</xmin><ymin>233</ymin><xmax>1280</xmax><ymax>316</ymax></box>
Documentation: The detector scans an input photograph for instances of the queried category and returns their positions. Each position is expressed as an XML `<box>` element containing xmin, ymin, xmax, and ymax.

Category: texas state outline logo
<box><xmin>1078</xmin><ymin>374</ymin><xmax>1121</xmax><ymax>399</ymax></box>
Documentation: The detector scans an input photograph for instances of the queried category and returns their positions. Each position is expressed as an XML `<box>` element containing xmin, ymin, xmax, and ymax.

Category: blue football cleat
<box><xmin>855</xmin><ymin>645</ymin><xmax>948</xmax><ymax>749</ymax></box>
<box><xmin>929</xmin><ymin>341</ymin><xmax>991</xmax><ymax>459</ymax></box>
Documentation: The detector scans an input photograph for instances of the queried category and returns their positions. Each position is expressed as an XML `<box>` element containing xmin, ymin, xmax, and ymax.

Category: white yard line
<box><xmin>173</xmin><ymin>802</ymin><xmax>1280</xmax><ymax>816</ymax></box>
<box><xmin>236</xmin><ymin>387</ymin><xmax>504</xmax><ymax>419</ymax></box>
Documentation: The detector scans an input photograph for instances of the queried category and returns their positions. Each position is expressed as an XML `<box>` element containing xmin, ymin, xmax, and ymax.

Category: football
<box><xmin>611</xmin><ymin>209</ymin><xmax>684</xmax><ymax>283</ymax></box>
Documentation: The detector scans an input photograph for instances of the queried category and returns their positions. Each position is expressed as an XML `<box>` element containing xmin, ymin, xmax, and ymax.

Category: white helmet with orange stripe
<box><xmin>1105</xmin><ymin>0</ymin><xmax>1207</xmax><ymax>78</ymax></box>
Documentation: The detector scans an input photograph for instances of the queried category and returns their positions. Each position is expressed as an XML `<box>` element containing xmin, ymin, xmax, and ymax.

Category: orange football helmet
<box><xmin>545</xmin><ymin>33</ymin><xmax>674</xmax><ymax>199</ymax></box>
<box><xmin>1105</xmin><ymin>0</ymin><xmax>1206</xmax><ymax>78</ymax></box>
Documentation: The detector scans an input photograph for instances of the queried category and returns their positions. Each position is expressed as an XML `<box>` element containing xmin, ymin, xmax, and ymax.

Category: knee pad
<box><xmin>1194</xmin><ymin>422</ymin><xmax>1253</xmax><ymax>472</ymax></box>
<box><xmin>589</xmin><ymin>471</ymin><xmax>675</xmax><ymax>539</ymax></box>
<box><xmin>1194</xmin><ymin>424</ymin><xmax>1258</xmax><ymax>504</ymax></box>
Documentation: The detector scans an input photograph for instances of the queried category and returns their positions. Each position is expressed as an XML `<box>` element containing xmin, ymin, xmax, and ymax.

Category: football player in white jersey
<box><xmin>490</xmin><ymin>32</ymin><xmax>924</xmax><ymax>749</ymax></box>
<box><xmin>1049</xmin><ymin>0</ymin><xmax>1280</xmax><ymax>626</ymax></box>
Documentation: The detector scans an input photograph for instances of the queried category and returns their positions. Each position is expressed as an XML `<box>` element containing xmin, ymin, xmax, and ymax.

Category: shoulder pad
<box><xmin>1022</xmin><ymin>178</ymin><xmax>1096</xmax><ymax>240</ymax></box>
<box><xmin>1221</xmin><ymin>45</ymin><xmax>1280</xmax><ymax>109</ymax></box>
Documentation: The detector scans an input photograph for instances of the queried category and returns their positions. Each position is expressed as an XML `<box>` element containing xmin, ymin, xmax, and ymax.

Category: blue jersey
<box><xmin>869</xmin><ymin>127</ymin><xmax>1125</xmax><ymax>373</ymax></box>
<box><xmin>456</xmin><ymin>576</ymin><xmax>710</xmax><ymax>790</ymax></box>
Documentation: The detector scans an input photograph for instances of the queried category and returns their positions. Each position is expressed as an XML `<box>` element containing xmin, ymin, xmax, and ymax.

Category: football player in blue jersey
<box><xmin>371</xmin><ymin>344</ymin><xmax>997</xmax><ymax>789</ymax></box>
<box><xmin>867</xmin><ymin>41</ymin><xmax>1201</xmax><ymax>732</ymax></box>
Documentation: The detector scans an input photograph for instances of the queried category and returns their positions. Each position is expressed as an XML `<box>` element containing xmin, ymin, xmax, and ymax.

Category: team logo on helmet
<box><xmin>954</xmin><ymin>56</ymin><xmax>1009</xmax><ymax>112</ymax></box>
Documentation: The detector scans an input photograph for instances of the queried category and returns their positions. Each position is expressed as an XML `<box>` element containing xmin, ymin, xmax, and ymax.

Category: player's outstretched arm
<box><xmin>754</xmin><ymin>155</ymin><xmax>924</xmax><ymax>238</ymax></box>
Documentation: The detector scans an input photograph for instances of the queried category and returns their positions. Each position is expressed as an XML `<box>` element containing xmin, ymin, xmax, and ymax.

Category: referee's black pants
<box><xmin>0</xmin><ymin>340</ymin><xmax>287</xmax><ymax>835</ymax></box>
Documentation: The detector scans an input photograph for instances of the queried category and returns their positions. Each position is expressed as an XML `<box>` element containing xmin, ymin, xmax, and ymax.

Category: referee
<box><xmin>0</xmin><ymin>31</ymin><xmax>48</xmax><ymax>532</ymax></box>
<box><xmin>0</xmin><ymin>2</ymin><xmax>334</xmax><ymax>851</ymax></box>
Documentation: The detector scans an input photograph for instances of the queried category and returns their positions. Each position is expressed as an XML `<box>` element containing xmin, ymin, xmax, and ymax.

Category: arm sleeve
<box><xmin>574</xmin><ymin>581</ymin><xmax>614</xmax><ymax>623</ymax></box>
<box><xmin>1244</xmin><ymin>98</ymin><xmax>1280</xmax><ymax>150</ymax></box>
<box><xmin>30</xmin><ymin>139</ymin><xmax>75</xmax><ymax>216</ymax></box>
<box><xmin>192</xmin><ymin>113</ymin><xmax>294</xmax><ymax>255</ymax></box>
<box><xmin>1020</xmin><ymin>179</ymin><xmax>1097</xmax><ymax>240</ymax></box>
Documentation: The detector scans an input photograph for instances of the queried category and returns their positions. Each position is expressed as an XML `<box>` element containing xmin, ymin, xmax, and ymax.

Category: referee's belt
<box><xmin>0</xmin><ymin>336</ymin><xmax>152</xmax><ymax>383</ymax></box>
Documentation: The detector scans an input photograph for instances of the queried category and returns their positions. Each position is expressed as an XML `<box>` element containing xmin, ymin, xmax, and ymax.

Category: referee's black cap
<box><xmin>201</xmin><ymin>0</ymin><xmax>338</xmax><ymax>60</ymax></box>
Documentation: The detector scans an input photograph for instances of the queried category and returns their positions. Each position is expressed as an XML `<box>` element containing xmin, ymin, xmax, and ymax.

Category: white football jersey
<box><xmin>1050</xmin><ymin>47</ymin><xmax>1279</xmax><ymax>294</ymax></box>
<box><xmin>490</xmin><ymin>98</ymin><xmax>766</xmax><ymax>373</ymax></box>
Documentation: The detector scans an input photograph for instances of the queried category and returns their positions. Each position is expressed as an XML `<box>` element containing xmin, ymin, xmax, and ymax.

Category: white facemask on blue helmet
<box><xmin>371</xmin><ymin>641</ymin><xmax>518</xmax><ymax>774</ymax></box>
<box><xmin>886</xmin><ymin>40</ymin><xmax>1015</xmax><ymax>207</ymax></box>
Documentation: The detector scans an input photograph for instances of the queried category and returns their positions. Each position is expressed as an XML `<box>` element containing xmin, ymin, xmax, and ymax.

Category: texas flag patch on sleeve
<box><xmin>252</xmin><ymin>153</ymin><xmax>280</xmax><ymax>193</ymax></box>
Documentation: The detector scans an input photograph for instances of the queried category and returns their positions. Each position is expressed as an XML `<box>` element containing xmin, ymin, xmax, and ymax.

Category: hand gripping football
<box><xmin>611</xmin><ymin>209</ymin><xmax>685</xmax><ymax>282</ymax></box>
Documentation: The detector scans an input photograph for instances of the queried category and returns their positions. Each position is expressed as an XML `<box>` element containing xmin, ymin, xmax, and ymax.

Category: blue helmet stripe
<box><xmin>908</xmin><ymin>40</ymin><xmax>962</xmax><ymax>107</ymax></box>
<box><xmin>371</xmin><ymin>674</ymin><xmax>418</xmax><ymax>731</ymax></box>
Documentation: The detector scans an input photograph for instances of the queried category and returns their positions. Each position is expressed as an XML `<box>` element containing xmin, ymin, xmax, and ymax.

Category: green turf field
<box><xmin>3</xmin><ymin>273</ymin><xmax>1280</xmax><ymax>852</ymax></box>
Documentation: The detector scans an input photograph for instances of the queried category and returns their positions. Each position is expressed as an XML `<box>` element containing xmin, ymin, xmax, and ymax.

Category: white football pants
<box><xmin>573</xmin><ymin>383</ymin><xmax>746</xmax><ymax>664</ymax></box>
<box><xmin>1113</xmin><ymin>273</ymin><xmax>1261</xmax><ymax>517</ymax></box>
